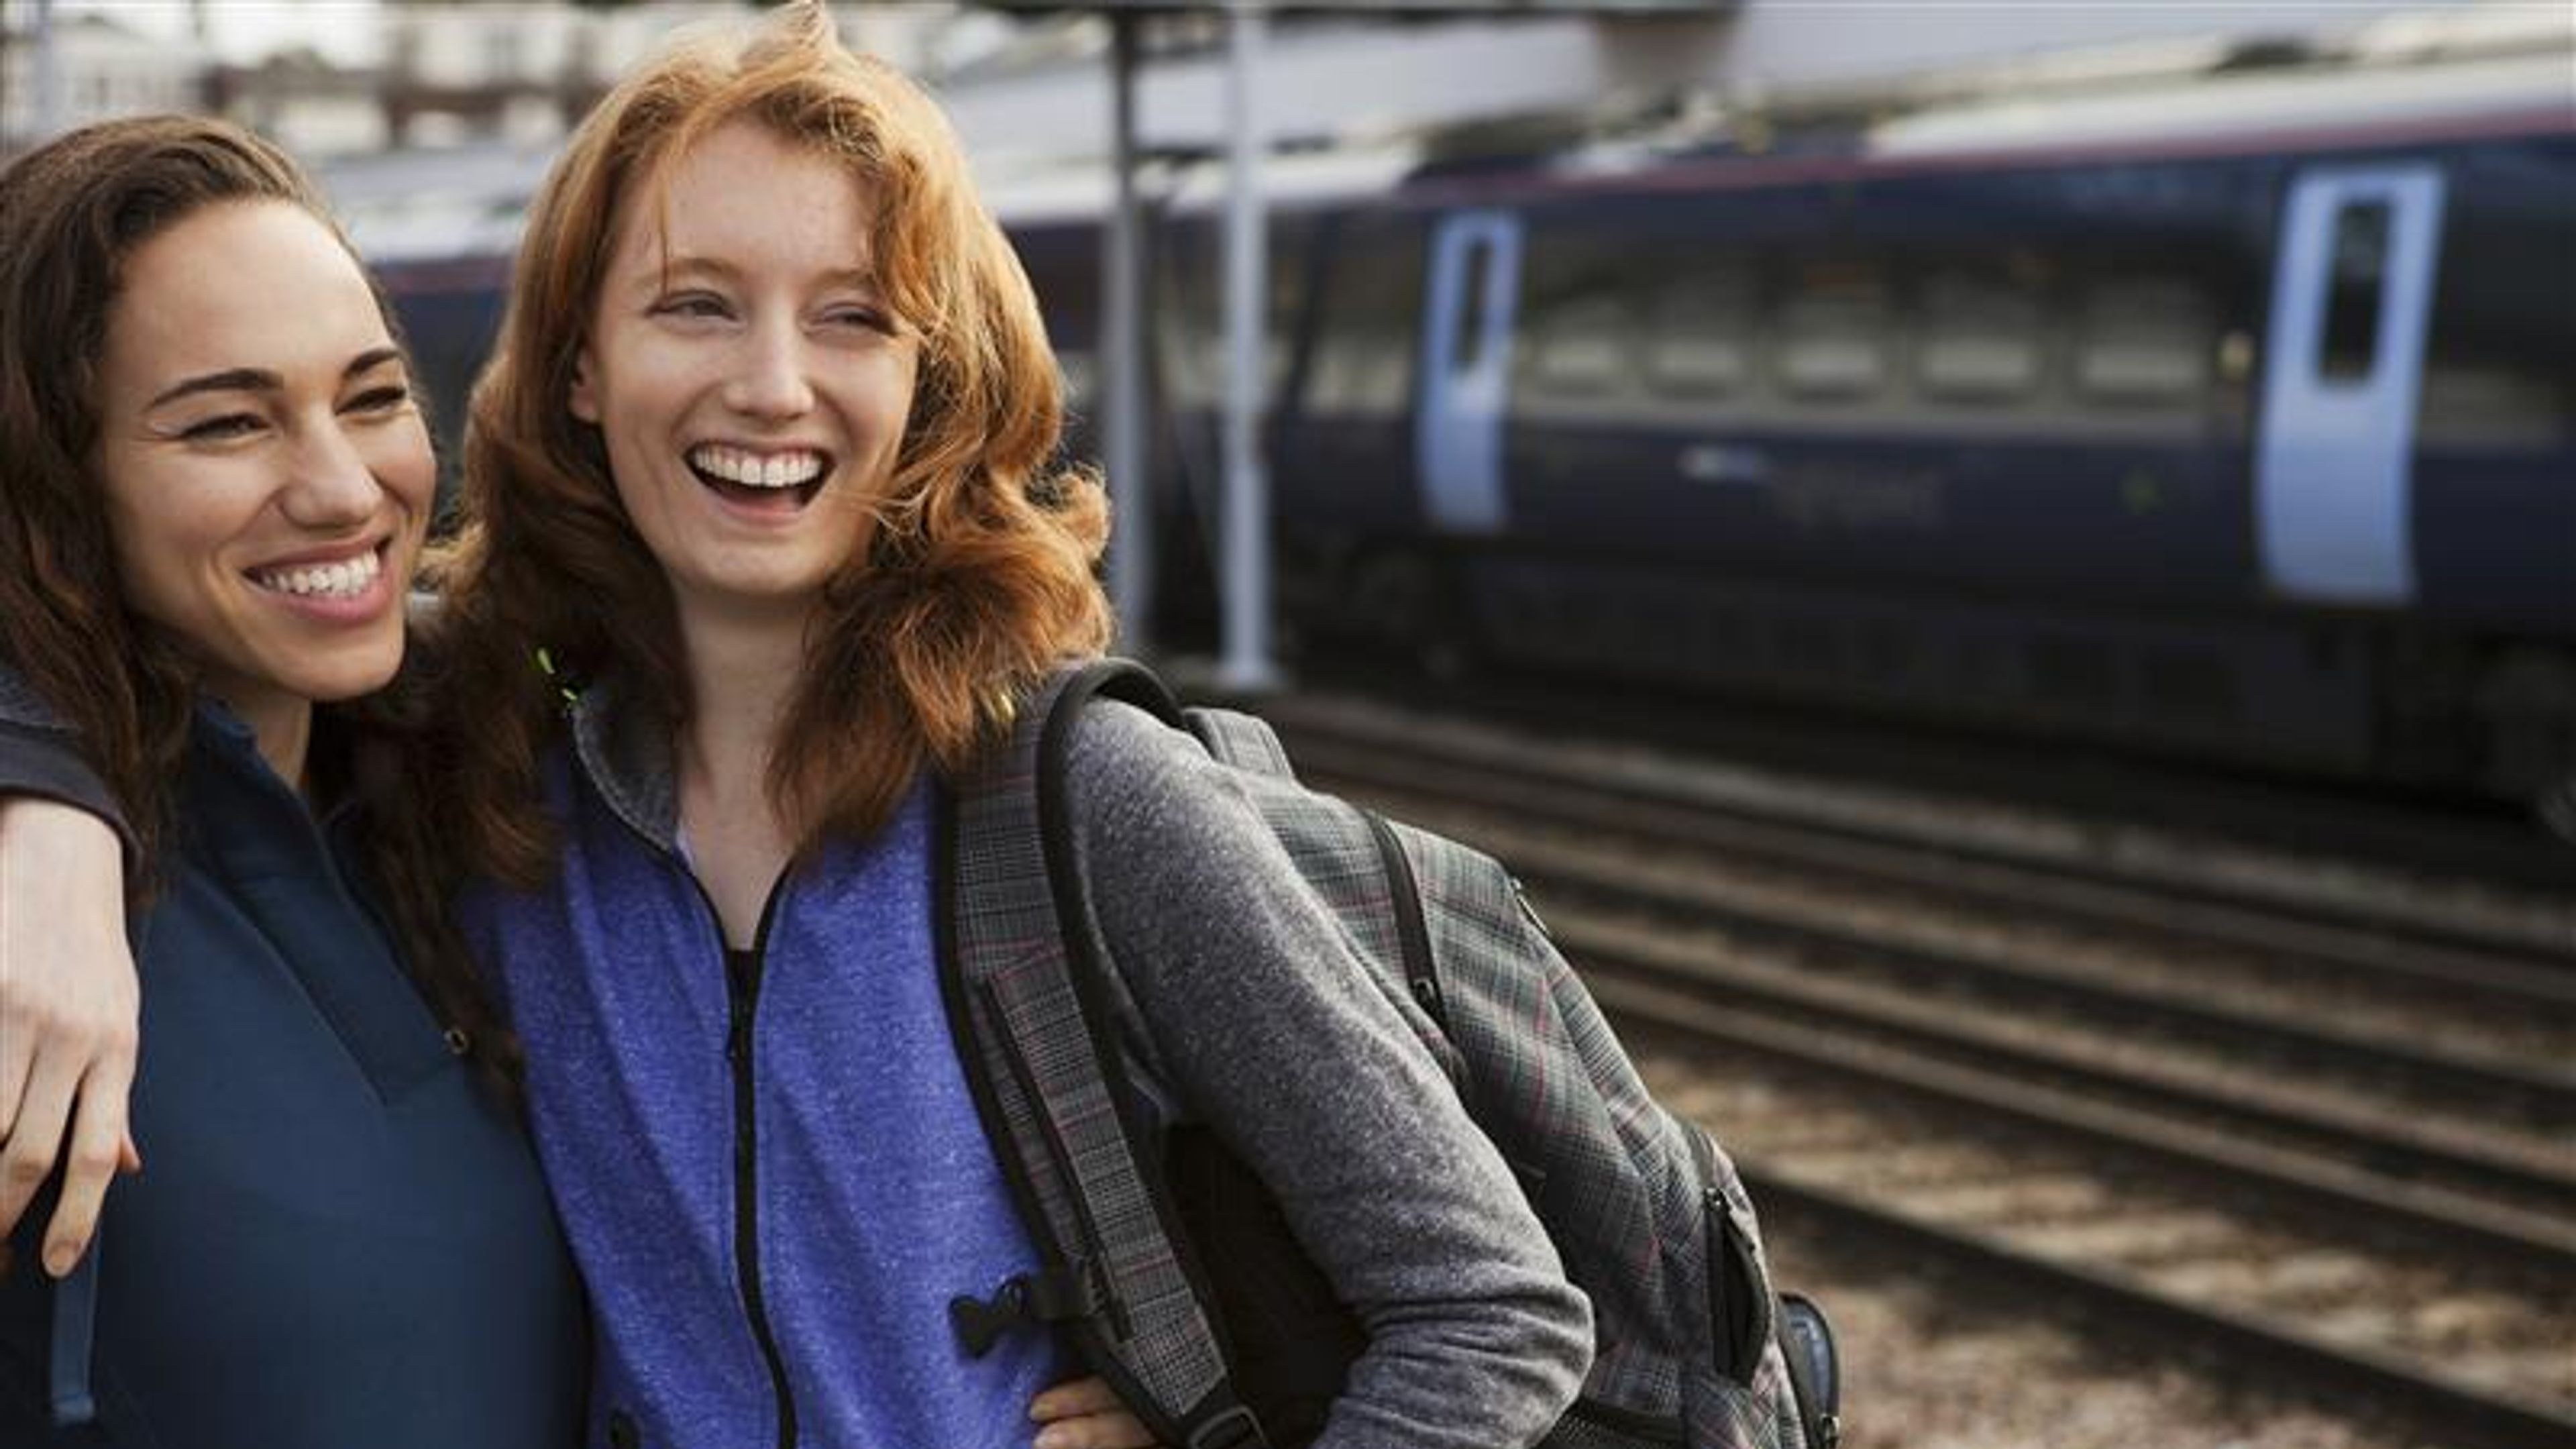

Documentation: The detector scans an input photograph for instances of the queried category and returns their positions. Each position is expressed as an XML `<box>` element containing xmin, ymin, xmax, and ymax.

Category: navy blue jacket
<box><xmin>0</xmin><ymin>706</ymin><xmax>586</xmax><ymax>1448</ymax></box>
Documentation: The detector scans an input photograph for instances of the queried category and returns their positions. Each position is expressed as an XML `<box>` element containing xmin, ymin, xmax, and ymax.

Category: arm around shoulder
<box><xmin>0</xmin><ymin>788</ymin><xmax>142</xmax><ymax>1275</ymax></box>
<box><xmin>0</xmin><ymin>718</ymin><xmax>142</xmax><ymax>1276</ymax></box>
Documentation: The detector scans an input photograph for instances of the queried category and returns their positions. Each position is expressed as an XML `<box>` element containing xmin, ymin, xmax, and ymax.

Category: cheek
<box><xmin>371</xmin><ymin>420</ymin><xmax>439</xmax><ymax>511</ymax></box>
<box><xmin>99</xmin><ymin>472</ymin><xmax>204</xmax><ymax>602</ymax></box>
<box><xmin>107</xmin><ymin>509</ymin><xmax>225</xmax><ymax>637</ymax></box>
<box><xmin>865</xmin><ymin>353</ymin><xmax>923</xmax><ymax>447</ymax></box>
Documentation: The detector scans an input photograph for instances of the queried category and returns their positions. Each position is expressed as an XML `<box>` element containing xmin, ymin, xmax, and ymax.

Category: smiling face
<box><xmin>90</xmin><ymin>200</ymin><xmax>433</xmax><ymax>727</ymax></box>
<box><xmin>571</xmin><ymin>118</ymin><xmax>920</xmax><ymax>629</ymax></box>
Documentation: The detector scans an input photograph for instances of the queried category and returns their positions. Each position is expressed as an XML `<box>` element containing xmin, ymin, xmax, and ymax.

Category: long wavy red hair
<box><xmin>427</xmin><ymin>1</ymin><xmax>1110</xmax><ymax>886</ymax></box>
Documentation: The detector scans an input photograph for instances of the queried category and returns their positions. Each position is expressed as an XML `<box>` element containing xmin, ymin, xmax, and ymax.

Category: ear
<box><xmin>568</xmin><ymin>347</ymin><xmax>601</xmax><ymax>424</ymax></box>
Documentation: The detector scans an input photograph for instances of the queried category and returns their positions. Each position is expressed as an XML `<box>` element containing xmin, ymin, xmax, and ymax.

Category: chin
<box><xmin>292</xmin><ymin>642</ymin><xmax>408</xmax><ymax>705</ymax></box>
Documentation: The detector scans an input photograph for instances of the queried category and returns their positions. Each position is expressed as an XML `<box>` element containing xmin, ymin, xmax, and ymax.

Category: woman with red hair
<box><xmin>2</xmin><ymin>5</ymin><xmax>1593</xmax><ymax>1446</ymax></box>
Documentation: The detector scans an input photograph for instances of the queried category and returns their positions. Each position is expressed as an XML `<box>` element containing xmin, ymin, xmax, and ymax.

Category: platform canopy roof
<box><xmin>969</xmin><ymin>2</ymin><xmax>1733</xmax><ymax>14</ymax></box>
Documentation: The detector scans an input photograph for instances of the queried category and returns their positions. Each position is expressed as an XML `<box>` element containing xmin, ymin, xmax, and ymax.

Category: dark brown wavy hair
<box><xmin>0</xmin><ymin>116</ymin><xmax>515</xmax><ymax>1075</ymax></box>
<box><xmin>0</xmin><ymin>117</ymin><xmax>345</xmax><ymax>875</ymax></box>
<box><xmin>429</xmin><ymin>0</ymin><xmax>1111</xmax><ymax>886</ymax></box>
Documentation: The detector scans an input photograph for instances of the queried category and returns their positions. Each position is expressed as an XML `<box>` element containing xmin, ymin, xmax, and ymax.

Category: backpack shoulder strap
<box><xmin>1180</xmin><ymin>706</ymin><xmax>1297</xmax><ymax>781</ymax></box>
<box><xmin>1061</xmin><ymin>657</ymin><xmax>1297</xmax><ymax>782</ymax></box>
<box><xmin>943</xmin><ymin>657</ymin><xmax>1270</xmax><ymax>1449</ymax></box>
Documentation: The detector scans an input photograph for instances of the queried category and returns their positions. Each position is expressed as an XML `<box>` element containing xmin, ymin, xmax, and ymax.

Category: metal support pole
<box><xmin>1216</xmin><ymin>0</ymin><xmax>1278</xmax><ymax>692</ymax></box>
<box><xmin>1103</xmin><ymin>11</ymin><xmax>1153</xmax><ymax>653</ymax></box>
<box><xmin>33</xmin><ymin>0</ymin><xmax>63</xmax><ymax>144</ymax></box>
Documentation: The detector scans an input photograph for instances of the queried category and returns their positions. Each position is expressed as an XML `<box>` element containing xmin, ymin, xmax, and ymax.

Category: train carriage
<box><xmin>1134</xmin><ymin>52</ymin><xmax>2575</xmax><ymax>812</ymax></box>
<box><xmin>347</xmin><ymin>50</ymin><xmax>2576</xmax><ymax>818</ymax></box>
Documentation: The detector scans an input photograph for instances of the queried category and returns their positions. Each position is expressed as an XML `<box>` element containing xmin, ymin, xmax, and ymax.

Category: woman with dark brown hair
<box><xmin>1</xmin><ymin>5</ymin><xmax>1593</xmax><ymax>1446</ymax></box>
<box><xmin>0</xmin><ymin>113</ymin><xmax>588</xmax><ymax>1446</ymax></box>
<box><xmin>0</xmin><ymin>105</ymin><xmax>1157</xmax><ymax>1449</ymax></box>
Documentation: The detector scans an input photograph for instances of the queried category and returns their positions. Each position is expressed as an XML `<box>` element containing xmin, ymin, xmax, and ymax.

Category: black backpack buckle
<box><xmin>1185</xmin><ymin>1404</ymin><xmax>1269</xmax><ymax>1449</ymax></box>
<box><xmin>949</xmin><ymin>1259</ymin><xmax>1107</xmax><ymax>1358</ymax></box>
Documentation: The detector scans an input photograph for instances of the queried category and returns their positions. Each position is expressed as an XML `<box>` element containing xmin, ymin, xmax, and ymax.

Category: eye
<box><xmin>344</xmin><ymin>384</ymin><xmax>413</xmax><ymax>415</ymax></box>
<box><xmin>823</xmin><ymin>304</ymin><xmax>892</xmax><ymax>332</ymax></box>
<box><xmin>178</xmin><ymin>413</ymin><xmax>265</xmax><ymax>443</ymax></box>
<box><xmin>651</xmin><ymin>292</ymin><xmax>734</xmax><ymax>321</ymax></box>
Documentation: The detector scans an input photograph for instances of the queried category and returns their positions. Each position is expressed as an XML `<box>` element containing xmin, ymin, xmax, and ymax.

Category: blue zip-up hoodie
<box><xmin>469</xmin><ymin>670</ymin><xmax>1593</xmax><ymax>1449</ymax></box>
<box><xmin>459</xmin><ymin>678</ymin><xmax>1058</xmax><ymax>1449</ymax></box>
<box><xmin>0</xmin><ymin>705</ymin><xmax>588</xmax><ymax>1448</ymax></box>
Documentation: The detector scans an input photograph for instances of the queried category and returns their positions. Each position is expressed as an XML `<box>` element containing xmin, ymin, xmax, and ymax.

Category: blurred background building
<box><xmin>0</xmin><ymin>1</ymin><xmax>975</xmax><ymax>154</ymax></box>
<box><xmin>7</xmin><ymin>2</ymin><xmax>2565</xmax><ymax>164</ymax></box>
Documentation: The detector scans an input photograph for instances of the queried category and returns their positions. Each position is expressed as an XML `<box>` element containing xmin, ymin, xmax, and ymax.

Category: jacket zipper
<box><xmin>614</xmin><ymin>806</ymin><xmax>803</xmax><ymax>1449</ymax></box>
<box><xmin>725</xmin><ymin>894</ymin><xmax>799</xmax><ymax>1449</ymax></box>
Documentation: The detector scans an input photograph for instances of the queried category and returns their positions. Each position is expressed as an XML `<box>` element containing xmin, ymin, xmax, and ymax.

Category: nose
<box><xmin>278</xmin><ymin>417</ymin><xmax>383</xmax><ymax>530</ymax></box>
<box><xmin>722</xmin><ymin>316</ymin><xmax>816</xmax><ymax>421</ymax></box>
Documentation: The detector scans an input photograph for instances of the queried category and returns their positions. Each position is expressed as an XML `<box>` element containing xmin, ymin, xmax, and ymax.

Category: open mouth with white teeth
<box><xmin>248</xmin><ymin>543</ymin><xmax>385</xmax><ymax>600</ymax></box>
<box><xmin>688</xmin><ymin>444</ymin><xmax>831</xmax><ymax>509</ymax></box>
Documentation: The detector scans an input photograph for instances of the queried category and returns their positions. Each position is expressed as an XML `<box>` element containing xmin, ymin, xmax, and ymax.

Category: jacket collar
<box><xmin>566</xmin><ymin>670</ymin><xmax>682</xmax><ymax>854</ymax></box>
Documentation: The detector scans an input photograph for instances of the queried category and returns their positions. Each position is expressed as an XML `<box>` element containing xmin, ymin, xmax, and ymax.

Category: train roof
<box><xmin>1864</xmin><ymin>49</ymin><xmax>2574</xmax><ymax>163</ymax></box>
<box><xmin>989</xmin><ymin>38</ymin><xmax>2575</xmax><ymax>222</ymax></box>
<box><xmin>320</xmin><ymin>142</ymin><xmax>554</xmax><ymax>264</ymax></box>
<box><xmin>983</xmin><ymin>140</ymin><xmax>1428</xmax><ymax>226</ymax></box>
<box><xmin>1377</xmin><ymin>46</ymin><xmax>2573</xmax><ymax>207</ymax></box>
<box><xmin>313</xmin><ymin>19</ymin><xmax>2571</xmax><ymax>256</ymax></box>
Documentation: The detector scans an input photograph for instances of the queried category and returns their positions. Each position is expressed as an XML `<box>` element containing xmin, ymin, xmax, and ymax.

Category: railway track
<box><xmin>1244</xmin><ymin>688</ymin><xmax>2576</xmax><ymax>1449</ymax></box>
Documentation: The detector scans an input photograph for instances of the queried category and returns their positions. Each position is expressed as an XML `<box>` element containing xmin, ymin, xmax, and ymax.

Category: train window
<box><xmin>1451</xmin><ymin>241</ymin><xmax>1492</xmax><ymax>376</ymax></box>
<box><xmin>1644</xmin><ymin>270</ymin><xmax>1756</xmax><ymax>398</ymax></box>
<box><xmin>1305</xmin><ymin>225</ymin><xmax>1424</xmax><ymax>415</ymax></box>
<box><xmin>1524</xmin><ymin>295</ymin><xmax>1635</xmax><ymax>399</ymax></box>
<box><xmin>1153</xmin><ymin>224</ymin><xmax>1220</xmax><ymax>409</ymax></box>
<box><xmin>2075</xmin><ymin>279</ymin><xmax>2214</xmax><ymax>405</ymax></box>
<box><xmin>1917</xmin><ymin>272</ymin><xmax>2043</xmax><ymax>403</ymax></box>
<box><xmin>2418</xmin><ymin>182</ymin><xmax>2574</xmax><ymax>450</ymax></box>
<box><xmin>2320</xmin><ymin>201</ymin><xmax>2390</xmax><ymax>383</ymax></box>
<box><xmin>1153</xmin><ymin>219</ymin><xmax>1311</xmax><ymax>411</ymax></box>
<box><xmin>2420</xmin><ymin>365</ymin><xmax>2567</xmax><ymax>449</ymax></box>
<box><xmin>1776</xmin><ymin>274</ymin><xmax>1891</xmax><ymax>400</ymax></box>
<box><xmin>1309</xmin><ymin>325</ymin><xmax>1410</xmax><ymax>413</ymax></box>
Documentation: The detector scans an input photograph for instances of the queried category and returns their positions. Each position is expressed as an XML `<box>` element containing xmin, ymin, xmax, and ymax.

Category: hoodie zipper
<box><xmin>724</xmin><ymin>888</ymin><xmax>798</xmax><ymax>1449</ymax></box>
<box><xmin>613</xmin><ymin>806</ymin><xmax>802</xmax><ymax>1449</ymax></box>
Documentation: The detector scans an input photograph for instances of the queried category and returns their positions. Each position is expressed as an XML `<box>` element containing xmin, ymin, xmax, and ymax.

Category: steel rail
<box><xmin>1363</xmin><ymin>783</ymin><xmax>2576</xmax><ymax>1115</ymax></box>
<box><xmin>1600</xmin><ymin>977</ymin><xmax>2576</xmax><ymax>1449</ymax></box>
<box><xmin>1731</xmin><ymin>1165</ymin><xmax>2576</xmax><ymax>1449</ymax></box>
<box><xmin>1560</xmin><ymin>910</ymin><xmax>2576</xmax><ymax>1232</ymax></box>
<box><xmin>1289</xmin><ymin>733</ymin><xmax>2576</xmax><ymax>1020</ymax></box>
<box><xmin>1261</xmin><ymin>699</ymin><xmax>2576</xmax><ymax>977</ymax></box>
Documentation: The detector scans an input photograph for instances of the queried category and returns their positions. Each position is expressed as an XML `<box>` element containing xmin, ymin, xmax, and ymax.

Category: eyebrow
<box><xmin>650</xmin><ymin>253</ymin><xmax>881</xmax><ymax>292</ymax></box>
<box><xmin>145</xmin><ymin>345</ymin><xmax>405</xmax><ymax>410</ymax></box>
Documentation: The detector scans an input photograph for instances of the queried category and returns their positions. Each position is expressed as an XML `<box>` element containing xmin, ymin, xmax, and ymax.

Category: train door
<box><xmin>2255</xmin><ymin>164</ymin><xmax>2446</xmax><ymax>606</ymax></box>
<box><xmin>1417</xmin><ymin>210</ymin><xmax>1522</xmax><ymax>535</ymax></box>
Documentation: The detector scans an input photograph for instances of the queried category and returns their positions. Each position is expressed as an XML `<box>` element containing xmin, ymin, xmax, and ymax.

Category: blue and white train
<box><xmin>360</xmin><ymin>49</ymin><xmax>2576</xmax><ymax>813</ymax></box>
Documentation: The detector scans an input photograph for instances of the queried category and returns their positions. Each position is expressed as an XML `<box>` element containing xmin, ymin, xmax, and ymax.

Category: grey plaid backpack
<box><xmin>943</xmin><ymin>659</ymin><xmax>1841</xmax><ymax>1449</ymax></box>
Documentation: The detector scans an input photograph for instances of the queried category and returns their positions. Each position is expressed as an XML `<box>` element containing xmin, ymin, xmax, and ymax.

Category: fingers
<box><xmin>1031</xmin><ymin>1376</ymin><xmax>1161</xmax><ymax>1449</ymax></box>
<box><xmin>41</xmin><ymin>1046</ymin><xmax>140</xmax><ymax>1277</ymax></box>
<box><xmin>1032</xmin><ymin>1411</ymin><xmax>1161</xmax><ymax>1449</ymax></box>
<box><xmin>0</xmin><ymin>796</ymin><xmax>143</xmax><ymax>1254</ymax></box>
<box><xmin>0</xmin><ymin>1046</ymin><xmax>78</xmax><ymax>1245</ymax></box>
<box><xmin>1031</xmin><ymin>1377</ymin><xmax>1122</xmax><ymax>1420</ymax></box>
<box><xmin>0</xmin><ymin>1002</ymin><xmax>32</xmax><ymax>1187</ymax></box>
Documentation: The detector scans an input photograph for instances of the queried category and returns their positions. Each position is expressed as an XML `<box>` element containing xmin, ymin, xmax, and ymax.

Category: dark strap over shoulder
<box><xmin>943</xmin><ymin>657</ymin><xmax>1270</xmax><ymax>1449</ymax></box>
